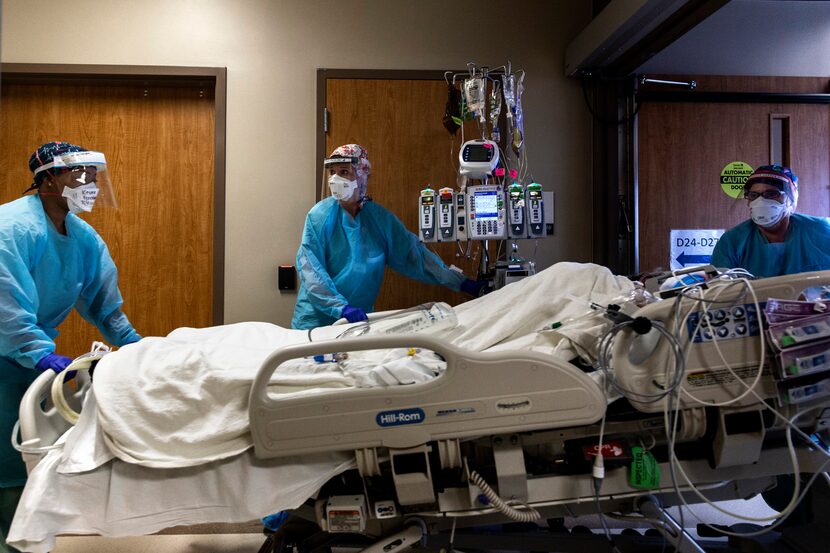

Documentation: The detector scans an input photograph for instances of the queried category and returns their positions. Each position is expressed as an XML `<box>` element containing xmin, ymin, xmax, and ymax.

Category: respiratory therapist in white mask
<box><xmin>0</xmin><ymin>141</ymin><xmax>140</xmax><ymax>536</ymax></box>
<box><xmin>292</xmin><ymin>144</ymin><xmax>488</xmax><ymax>329</ymax></box>
<box><xmin>712</xmin><ymin>164</ymin><xmax>830</xmax><ymax>277</ymax></box>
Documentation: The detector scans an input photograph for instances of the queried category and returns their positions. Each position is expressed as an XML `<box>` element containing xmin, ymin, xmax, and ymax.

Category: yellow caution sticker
<box><xmin>720</xmin><ymin>161</ymin><xmax>754</xmax><ymax>199</ymax></box>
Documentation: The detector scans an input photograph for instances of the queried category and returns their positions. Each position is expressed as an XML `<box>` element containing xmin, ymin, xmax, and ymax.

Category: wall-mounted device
<box><xmin>278</xmin><ymin>265</ymin><xmax>296</xmax><ymax>291</ymax></box>
<box><xmin>437</xmin><ymin>187</ymin><xmax>455</xmax><ymax>241</ymax></box>
<box><xmin>459</xmin><ymin>139</ymin><xmax>499</xmax><ymax>179</ymax></box>
<box><xmin>419</xmin><ymin>188</ymin><xmax>436</xmax><ymax>242</ymax></box>
<box><xmin>466</xmin><ymin>184</ymin><xmax>506</xmax><ymax>240</ymax></box>
<box><xmin>543</xmin><ymin>190</ymin><xmax>554</xmax><ymax>235</ymax></box>
<box><xmin>526</xmin><ymin>182</ymin><xmax>545</xmax><ymax>237</ymax></box>
<box><xmin>507</xmin><ymin>183</ymin><xmax>526</xmax><ymax>239</ymax></box>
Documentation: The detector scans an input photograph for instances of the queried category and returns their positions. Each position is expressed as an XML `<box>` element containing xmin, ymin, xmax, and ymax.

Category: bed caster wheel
<box><xmin>546</xmin><ymin>517</ymin><xmax>567</xmax><ymax>532</ymax></box>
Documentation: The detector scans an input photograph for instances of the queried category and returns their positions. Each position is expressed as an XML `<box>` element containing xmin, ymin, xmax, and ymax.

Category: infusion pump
<box><xmin>466</xmin><ymin>185</ymin><xmax>506</xmax><ymax>239</ymax></box>
<box><xmin>418</xmin><ymin>184</ymin><xmax>552</xmax><ymax>242</ymax></box>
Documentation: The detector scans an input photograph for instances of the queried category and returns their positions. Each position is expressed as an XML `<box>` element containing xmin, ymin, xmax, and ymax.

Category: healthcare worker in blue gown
<box><xmin>292</xmin><ymin>144</ymin><xmax>488</xmax><ymax>329</ymax></box>
<box><xmin>712</xmin><ymin>164</ymin><xmax>830</xmax><ymax>278</ymax></box>
<box><xmin>0</xmin><ymin>142</ymin><xmax>140</xmax><ymax>552</ymax></box>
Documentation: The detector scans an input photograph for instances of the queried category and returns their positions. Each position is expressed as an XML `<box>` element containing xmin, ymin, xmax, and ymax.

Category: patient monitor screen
<box><xmin>464</xmin><ymin>144</ymin><xmax>492</xmax><ymax>162</ymax></box>
<box><xmin>473</xmin><ymin>190</ymin><xmax>498</xmax><ymax>220</ymax></box>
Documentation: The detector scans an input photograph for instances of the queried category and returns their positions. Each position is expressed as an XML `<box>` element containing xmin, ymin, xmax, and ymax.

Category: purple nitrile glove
<box><xmin>341</xmin><ymin>305</ymin><xmax>368</xmax><ymax>323</ymax></box>
<box><xmin>35</xmin><ymin>353</ymin><xmax>73</xmax><ymax>373</ymax></box>
<box><xmin>461</xmin><ymin>278</ymin><xmax>492</xmax><ymax>298</ymax></box>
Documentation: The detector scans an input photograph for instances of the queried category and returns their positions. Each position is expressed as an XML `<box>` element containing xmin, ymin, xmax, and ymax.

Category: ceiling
<box><xmin>638</xmin><ymin>0</ymin><xmax>830</xmax><ymax>77</ymax></box>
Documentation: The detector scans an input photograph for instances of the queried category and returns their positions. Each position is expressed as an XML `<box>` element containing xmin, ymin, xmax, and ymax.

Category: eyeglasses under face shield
<box><xmin>34</xmin><ymin>150</ymin><xmax>118</xmax><ymax>208</ymax></box>
<box><xmin>744</xmin><ymin>189</ymin><xmax>786</xmax><ymax>202</ymax></box>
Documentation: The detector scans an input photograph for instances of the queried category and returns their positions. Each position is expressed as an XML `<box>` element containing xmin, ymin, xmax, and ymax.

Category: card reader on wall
<box><xmin>278</xmin><ymin>265</ymin><xmax>296</xmax><ymax>291</ymax></box>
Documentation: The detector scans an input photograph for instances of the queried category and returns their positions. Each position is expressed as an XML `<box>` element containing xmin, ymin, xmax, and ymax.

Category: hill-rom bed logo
<box><xmin>376</xmin><ymin>408</ymin><xmax>425</xmax><ymax>427</ymax></box>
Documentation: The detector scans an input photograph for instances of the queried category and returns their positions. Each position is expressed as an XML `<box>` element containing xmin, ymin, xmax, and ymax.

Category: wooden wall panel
<box><xmin>637</xmin><ymin>76</ymin><xmax>830</xmax><ymax>273</ymax></box>
<box><xmin>325</xmin><ymin>78</ymin><xmax>490</xmax><ymax>312</ymax></box>
<box><xmin>0</xmin><ymin>83</ymin><xmax>214</xmax><ymax>357</ymax></box>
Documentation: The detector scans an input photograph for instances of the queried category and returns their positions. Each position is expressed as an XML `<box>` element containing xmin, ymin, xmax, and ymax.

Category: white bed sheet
<box><xmin>8</xmin><ymin>262</ymin><xmax>633</xmax><ymax>553</ymax></box>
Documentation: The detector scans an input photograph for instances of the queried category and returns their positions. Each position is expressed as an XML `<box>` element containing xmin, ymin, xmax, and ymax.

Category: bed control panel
<box><xmin>686</xmin><ymin>303</ymin><xmax>764</xmax><ymax>343</ymax></box>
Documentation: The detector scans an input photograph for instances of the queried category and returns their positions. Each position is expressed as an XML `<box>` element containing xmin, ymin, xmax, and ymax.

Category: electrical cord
<box><xmin>660</xmin><ymin>277</ymin><xmax>830</xmax><ymax>537</ymax></box>
<box><xmin>468</xmin><ymin>469</ymin><xmax>541</xmax><ymax>522</ymax></box>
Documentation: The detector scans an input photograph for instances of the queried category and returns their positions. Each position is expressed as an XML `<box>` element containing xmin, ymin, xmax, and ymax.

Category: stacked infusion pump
<box><xmin>419</xmin><ymin>139</ymin><xmax>552</xmax><ymax>243</ymax></box>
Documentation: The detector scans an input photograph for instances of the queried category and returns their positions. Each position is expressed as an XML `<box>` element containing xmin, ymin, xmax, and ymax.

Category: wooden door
<box><xmin>325</xmin><ymin>77</ymin><xmax>489</xmax><ymax>312</ymax></box>
<box><xmin>0</xmin><ymin>82</ymin><xmax>215</xmax><ymax>357</ymax></box>
<box><xmin>638</xmin><ymin>76</ymin><xmax>830</xmax><ymax>273</ymax></box>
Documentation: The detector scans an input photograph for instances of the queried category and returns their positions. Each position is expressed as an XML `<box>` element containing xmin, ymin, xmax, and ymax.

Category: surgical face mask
<box><xmin>62</xmin><ymin>183</ymin><xmax>99</xmax><ymax>213</ymax></box>
<box><xmin>328</xmin><ymin>174</ymin><xmax>358</xmax><ymax>202</ymax></box>
<box><xmin>749</xmin><ymin>197</ymin><xmax>787</xmax><ymax>228</ymax></box>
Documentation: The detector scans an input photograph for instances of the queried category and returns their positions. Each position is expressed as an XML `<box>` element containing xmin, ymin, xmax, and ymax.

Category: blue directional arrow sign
<box><xmin>676</xmin><ymin>252</ymin><xmax>711</xmax><ymax>266</ymax></box>
<box><xmin>669</xmin><ymin>229</ymin><xmax>725</xmax><ymax>270</ymax></box>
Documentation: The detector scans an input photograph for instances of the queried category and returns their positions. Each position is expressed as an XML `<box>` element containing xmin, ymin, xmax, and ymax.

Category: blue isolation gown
<box><xmin>0</xmin><ymin>195</ymin><xmax>140</xmax><ymax>486</ymax></box>
<box><xmin>711</xmin><ymin>213</ymin><xmax>830</xmax><ymax>278</ymax></box>
<box><xmin>292</xmin><ymin>197</ymin><xmax>466</xmax><ymax>329</ymax></box>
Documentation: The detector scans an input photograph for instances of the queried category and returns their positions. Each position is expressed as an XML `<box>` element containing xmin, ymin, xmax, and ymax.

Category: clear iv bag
<box><xmin>502</xmin><ymin>73</ymin><xmax>516</xmax><ymax>119</ymax></box>
<box><xmin>464</xmin><ymin>78</ymin><xmax>486</xmax><ymax>123</ymax></box>
<box><xmin>338</xmin><ymin>302</ymin><xmax>458</xmax><ymax>339</ymax></box>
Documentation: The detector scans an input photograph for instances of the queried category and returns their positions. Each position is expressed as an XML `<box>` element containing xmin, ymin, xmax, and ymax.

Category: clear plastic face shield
<box><xmin>322</xmin><ymin>155</ymin><xmax>359</xmax><ymax>202</ymax></box>
<box><xmin>34</xmin><ymin>151</ymin><xmax>118</xmax><ymax>212</ymax></box>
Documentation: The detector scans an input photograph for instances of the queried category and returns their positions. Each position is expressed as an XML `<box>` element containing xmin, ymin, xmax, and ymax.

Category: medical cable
<box><xmin>663</xmin><ymin>279</ymin><xmax>830</xmax><ymax>537</ymax></box>
<box><xmin>597</xmin><ymin>320</ymin><xmax>686</xmax><ymax>404</ymax></box>
<box><xmin>468</xmin><ymin>469</ymin><xmax>541</xmax><ymax>522</ymax></box>
<box><xmin>10</xmin><ymin>419</ymin><xmax>63</xmax><ymax>455</ymax></box>
<box><xmin>678</xmin><ymin>278</ymin><xmax>766</xmax><ymax>407</ymax></box>
<box><xmin>665</xmin><ymin>406</ymin><xmax>830</xmax><ymax>537</ymax></box>
<box><xmin>591</xmin><ymin>409</ymin><xmax>618</xmax><ymax>549</ymax></box>
<box><xmin>677</xmin><ymin>278</ymin><xmax>828</xmax><ymax>448</ymax></box>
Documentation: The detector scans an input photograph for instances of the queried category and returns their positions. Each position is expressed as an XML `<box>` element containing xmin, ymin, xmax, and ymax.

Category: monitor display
<box><xmin>473</xmin><ymin>190</ymin><xmax>498</xmax><ymax>220</ymax></box>
<box><xmin>464</xmin><ymin>145</ymin><xmax>492</xmax><ymax>163</ymax></box>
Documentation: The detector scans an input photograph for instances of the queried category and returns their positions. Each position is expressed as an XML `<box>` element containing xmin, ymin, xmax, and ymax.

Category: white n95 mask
<box><xmin>328</xmin><ymin>175</ymin><xmax>358</xmax><ymax>201</ymax></box>
<box><xmin>62</xmin><ymin>183</ymin><xmax>99</xmax><ymax>213</ymax></box>
<box><xmin>749</xmin><ymin>197</ymin><xmax>787</xmax><ymax>228</ymax></box>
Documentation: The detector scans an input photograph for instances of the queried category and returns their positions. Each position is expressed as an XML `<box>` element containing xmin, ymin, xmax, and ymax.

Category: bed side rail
<box><xmin>17</xmin><ymin>370</ymin><xmax>90</xmax><ymax>473</ymax></box>
<box><xmin>249</xmin><ymin>334</ymin><xmax>606</xmax><ymax>459</ymax></box>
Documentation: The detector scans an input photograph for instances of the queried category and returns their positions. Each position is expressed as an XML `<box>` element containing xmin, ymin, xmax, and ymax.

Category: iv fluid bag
<box><xmin>338</xmin><ymin>302</ymin><xmax>458</xmax><ymax>338</ymax></box>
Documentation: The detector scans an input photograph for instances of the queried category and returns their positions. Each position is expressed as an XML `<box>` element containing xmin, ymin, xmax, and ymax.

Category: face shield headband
<box><xmin>33</xmin><ymin>150</ymin><xmax>118</xmax><ymax>209</ymax></box>
<box><xmin>744</xmin><ymin>171</ymin><xmax>798</xmax><ymax>207</ymax></box>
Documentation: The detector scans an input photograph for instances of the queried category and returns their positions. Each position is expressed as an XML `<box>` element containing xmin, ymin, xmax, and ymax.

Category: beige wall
<box><xmin>1</xmin><ymin>0</ymin><xmax>593</xmax><ymax>327</ymax></box>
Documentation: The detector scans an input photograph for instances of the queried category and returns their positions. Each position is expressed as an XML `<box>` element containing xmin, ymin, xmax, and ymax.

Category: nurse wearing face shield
<box><xmin>712</xmin><ymin>165</ymin><xmax>830</xmax><ymax>277</ymax></box>
<box><xmin>0</xmin><ymin>142</ymin><xmax>140</xmax><ymax>542</ymax></box>
<box><xmin>292</xmin><ymin>144</ymin><xmax>487</xmax><ymax>329</ymax></box>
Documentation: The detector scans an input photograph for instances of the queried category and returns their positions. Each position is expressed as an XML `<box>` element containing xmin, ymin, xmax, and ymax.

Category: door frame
<box><xmin>0</xmin><ymin>63</ymin><xmax>227</xmax><ymax>324</ymax></box>
<box><xmin>634</xmin><ymin>84</ymin><xmax>830</xmax><ymax>273</ymax></box>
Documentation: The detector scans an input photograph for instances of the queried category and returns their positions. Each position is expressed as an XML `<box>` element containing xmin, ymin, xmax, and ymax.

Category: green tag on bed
<box><xmin>630</xmin><ymin>446</ymin><xmax>660</xmax><ymax>489</ymax></box>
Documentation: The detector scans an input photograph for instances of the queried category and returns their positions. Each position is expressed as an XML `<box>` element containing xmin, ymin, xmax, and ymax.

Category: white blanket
<box><xmin>90</xmin><ymin>262</ymin><xmax>632</xmax><ymax>469</ymax></box>
<box><xmin>91</xmin><ymin>325</ymin><xmax>445</xmax><ymax>468</ymax></box>
<box><xmin>9</xmin><ymin>262</ymin><xmax>633</xmax><ymax>553</ymax></box>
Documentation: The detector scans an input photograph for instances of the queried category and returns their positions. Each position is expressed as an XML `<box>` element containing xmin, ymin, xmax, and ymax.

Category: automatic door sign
<box><xmin>720</xmin><ymin>161</ymin><xmax>753</xmax><ymax>199</ymax></box>
<box><xmin>670</xmin><ymin>229</ymin><xmax>725</xmax><ymax>270</ymax></box>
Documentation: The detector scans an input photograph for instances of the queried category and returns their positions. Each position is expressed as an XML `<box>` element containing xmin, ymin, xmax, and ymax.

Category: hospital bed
<box><xmin>10</xmin><ymin>268</ymin><xmax>830</xmax><ymax>553</ymax></box>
